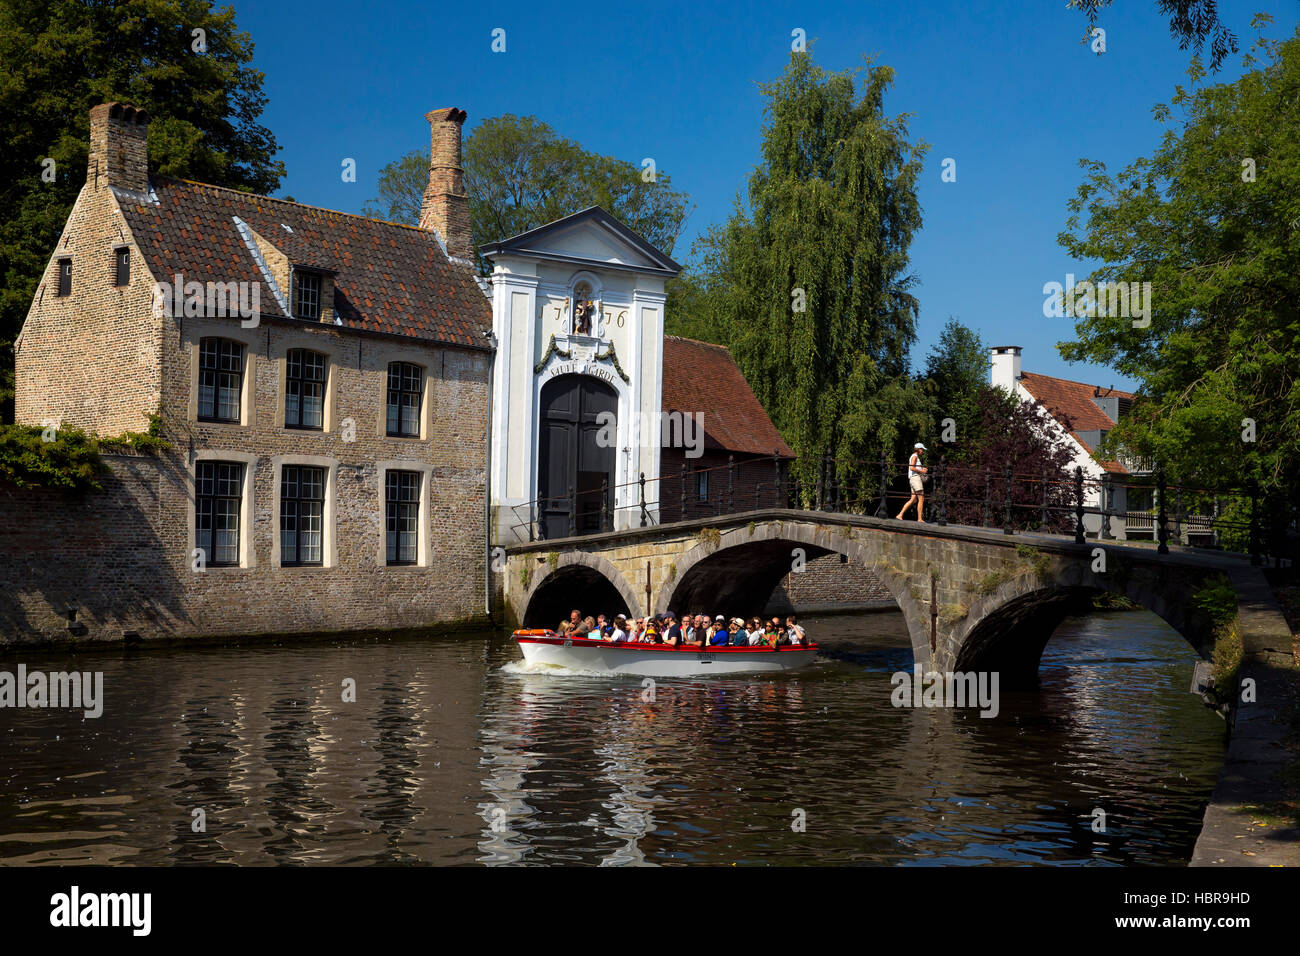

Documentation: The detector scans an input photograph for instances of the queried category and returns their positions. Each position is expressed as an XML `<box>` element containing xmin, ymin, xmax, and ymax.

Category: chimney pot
<box><xmin>419</xmin><ymin>107</ymin><xmax>473</xmax><ymax>262</ymax></box>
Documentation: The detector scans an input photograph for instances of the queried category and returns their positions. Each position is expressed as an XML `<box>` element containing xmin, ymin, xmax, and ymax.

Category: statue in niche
<box><xmin>572</xmin><ymin>282</ymin><xmax>595</xmax><ymax>336</ymax></box>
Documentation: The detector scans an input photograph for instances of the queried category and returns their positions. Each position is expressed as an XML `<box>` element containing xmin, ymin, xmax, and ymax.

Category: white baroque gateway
<box><xmin>513</xmin><ymin>631</ymin><xmax>818</xmax><ymax>677</ymax></box>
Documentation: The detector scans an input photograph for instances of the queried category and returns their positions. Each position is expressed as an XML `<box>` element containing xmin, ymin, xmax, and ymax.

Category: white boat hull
<box><xmin>515</xmin><ymin>633</ymin><xmax>817</xmax><ymax>677</ymax></box>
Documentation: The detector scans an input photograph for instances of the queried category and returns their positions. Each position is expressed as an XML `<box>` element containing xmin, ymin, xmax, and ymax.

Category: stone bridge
<box><xmin>502</xmin><ymin>509</ymin><xmax>1248</xmax><ymax>685</ymax></box>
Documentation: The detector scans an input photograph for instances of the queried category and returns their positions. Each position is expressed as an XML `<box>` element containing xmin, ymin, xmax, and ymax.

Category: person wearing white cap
<box><xmin>896</xmin><ymin>442</ymin><xmax>929</xmax><ymax>522</ymax></box>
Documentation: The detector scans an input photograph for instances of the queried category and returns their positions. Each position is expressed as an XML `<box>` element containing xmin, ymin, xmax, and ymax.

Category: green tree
<box><xmin>690</xmin><ymin>51</ymin><xmax>930</xmax><ymax>492</ymax></box>
<box><xmin>363</xmin><ymin>114</ymin><xmax>694</xmax><ymax>272</ymax></box>
<box><xmin>925</xmin><ymin>318</ymin><xmax>987</xmax><ymax>448</ymax></box>
<box><xmin>1057</xmin><ymin>18</ymin><xmax>1300</xmax><ymax>502</ymax></box>
<box><xmin>0</xmin><ymin>0</ymin><xmax>284</xmax><ymax>421</ymax></box>
<box><xmin>1070</xmin><ymin>0</ymin><xmax>1238</xmax><ymax>70</ymax></box>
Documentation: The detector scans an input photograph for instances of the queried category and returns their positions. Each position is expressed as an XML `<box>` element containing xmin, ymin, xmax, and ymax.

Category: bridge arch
<box><xmin>950</xmin><ymin>564</ymin><xmax>1221</xmax><ymax>687</ymax></box>
<box><xmin>656</xmin><ymin>521</ymin><xmax>927</xmax><ymax>663</ymax></box>
<box><xmin>517</xmin><ymin>551</ymin><xmax>639</xmax><ymax>629</ymax></box>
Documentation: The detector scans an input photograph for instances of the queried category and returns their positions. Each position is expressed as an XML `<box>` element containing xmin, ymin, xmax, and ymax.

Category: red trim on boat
<box><xmin>513</xmin><ymin>631</ymin><xmax>817</xmax><ymax>653</ymax></box>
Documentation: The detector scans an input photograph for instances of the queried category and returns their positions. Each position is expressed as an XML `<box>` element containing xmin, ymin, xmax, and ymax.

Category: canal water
<box><xmin>0</xmin><ymin>609</ymin><xmax>1225</xmax><ymax>866</ymax></box>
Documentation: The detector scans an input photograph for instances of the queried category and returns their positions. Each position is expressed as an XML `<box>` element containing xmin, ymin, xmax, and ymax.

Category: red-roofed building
<box><xmin>991</xmin><ymin>346</ymin><xmax>1154</xmax><ymax>538</ymax></box>
<box><xmin>658</xmin><ymin>336</ymin><xmax>795</xmax><ymax>523</ymax></box>
<box><xmin>12</xmin><ymin>103</ymin><xmax>495</xmax><ymax>639</ymax></box>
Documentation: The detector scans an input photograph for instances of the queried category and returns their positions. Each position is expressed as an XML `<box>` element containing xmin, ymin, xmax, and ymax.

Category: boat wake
<box><xmin>500</xmin><ymin>659</ymin><xmax>621</xmax><ymax>679</ymax></box>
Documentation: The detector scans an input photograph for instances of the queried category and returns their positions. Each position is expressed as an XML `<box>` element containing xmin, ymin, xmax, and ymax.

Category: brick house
<box><xmin>9</xmin><ymin>103</ymin><xmax>494</xmax><ymax>640</ymax></box>
<box><xmin>657</xmin><ymin>335</ymin><xmax>794</xmax><ymax>523</ymax></box>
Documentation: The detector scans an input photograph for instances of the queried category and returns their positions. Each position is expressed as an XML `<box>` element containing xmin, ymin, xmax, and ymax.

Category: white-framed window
<box><xmin>280</xmin><ymin>465</ymin><xmax>325</xmax><ymax>566</ymax></box>
<box><xmin>385</xmin><ymin>470</ymin><xmax>420</xmax><ymax>565</ymax></box>
<box><xmin>195</xmin><ymin>460</ymin><xmax>244</xmax><ymax>567</ymax></box>
<box><xmin>386</xmin><ymin>362</ymin><xmax>423</xmax><ymax>437</ymax></box>
<box><xmin>198</xmin><ymin>338</ymin><xmax>245</xmax><ymax>423</ymax></box>
<box><xmin>285</xmin><ymin>348</ymin><xmax>326</xmax><ymax>429</ymax></box>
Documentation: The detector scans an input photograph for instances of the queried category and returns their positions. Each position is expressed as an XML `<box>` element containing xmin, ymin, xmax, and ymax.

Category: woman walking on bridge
<box><xmin>896</xmin><ymin>442</ymin><xmax>928</xmax><ymax>522</ymax></box>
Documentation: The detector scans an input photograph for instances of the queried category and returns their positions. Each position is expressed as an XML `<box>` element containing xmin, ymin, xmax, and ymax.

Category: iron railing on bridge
<box><xmin>507</xmin><ymin>451</ymin><xmax>1294</xmax><ymax>567</ymax></box>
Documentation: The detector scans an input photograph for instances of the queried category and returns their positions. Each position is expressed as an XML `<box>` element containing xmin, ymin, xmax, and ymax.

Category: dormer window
<box><xmin>292</xmin><ymin>270</ymin><xmax>321</xmax><ymax>320</ymax></box>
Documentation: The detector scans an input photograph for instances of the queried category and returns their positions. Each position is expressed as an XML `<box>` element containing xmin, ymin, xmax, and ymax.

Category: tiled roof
<box><xmin>116</xmin><ymin>178</ymin><xmax>491</xmax><ymax>349</ymax></box>
<box><xmin>661</xmin><ymin>336</ymin><xmax>794</xmax><ymax>458</ymax></box>
<box><xmin>1019</xmin><ymin>371</ymin><xmax>1135</xmax><ymax>472</ymax></box>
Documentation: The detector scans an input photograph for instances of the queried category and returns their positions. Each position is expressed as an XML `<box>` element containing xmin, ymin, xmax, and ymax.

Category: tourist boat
<box><xmin>512</xmin><ymin>630</ymin><xmax>818</xmax><ymax>677</ymax></box>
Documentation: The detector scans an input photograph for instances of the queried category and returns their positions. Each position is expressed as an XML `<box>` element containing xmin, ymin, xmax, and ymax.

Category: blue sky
<box><xmin>238</xmin><ymin>0</ymin><xmax>1294</xmax><ymax>390</ymax></box>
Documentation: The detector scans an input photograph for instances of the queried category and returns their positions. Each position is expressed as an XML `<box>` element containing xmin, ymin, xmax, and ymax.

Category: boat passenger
<box><xmin>663</xmin><ymin>616</ymin><xmax>681</xmax><ymax>648</ymax></box>
<box><xmin>610</xmin><ymin>617</ymin><xmax>628</xmax><ymax>642</ymax></box>
<box><xmin>557</xmin><ymin>609</ymin><xmax>582</xmax><ymax>635</ymax></box>
<box><xmin>662</xmin><ymin>613</ymin><xmax>681</xmax><ymax>646</ymax></box>
<box><xmin>786</xmin><ymin>615</ymin><xmax>805</xmax><ymax>645</ymax></box>
<box><xmin>770</xmin><ymin>617</ymin><xmax>788</xmax><ymax>646</ymax></box>
<box><xmin>644</xmin><ymin>617</ymin><xmax>660</xmax><ymax>643</ymax></box>
<box><xmin>746</xmin><ymin>616</ymin><xmax>764</xmax><ymax>645</ymax></box>
<box><xmin>683</xmin><ymin>615</ymin><xmax>702</xmax><ymax>647</ymax></box>
<box><xmin>729</xmin><ymin>617</ymin><xmax>748</xmax><ymax>646</ymax></box>
<box><xmin>709</xmin><ymin>615</ymin><xmax>730</xmax><ymax>646</ymax></box>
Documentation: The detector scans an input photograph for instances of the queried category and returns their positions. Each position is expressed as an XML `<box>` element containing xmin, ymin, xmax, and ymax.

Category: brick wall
<box><xmin>658</xmin><ymin>449</ymin><xmax>787</xmax><ymax>523</ymax></box>
<box><xmin>1</xmin><ymin>429</ymin><xmax>491</xmax><ymax>644</ymax></box>
<box><xmin>0</xmin><ymin>456</ymin><xmax>178</xmax><ymax>643</ymax></box>
<box><xmin>765</xmin><ymin>553</ymin><xmax>896</xmax><ymax>613</ymax></box>
<box><xmin>14</xmin><ymin>178</ymin><xmax>162</xmax><ymax>436</ymax></box>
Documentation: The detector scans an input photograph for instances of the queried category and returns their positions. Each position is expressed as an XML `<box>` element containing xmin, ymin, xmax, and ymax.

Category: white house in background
<box><xmin>990</xmin><ymin>346</ymin><xmax>1153</xmax><ymax>538</ymax></box>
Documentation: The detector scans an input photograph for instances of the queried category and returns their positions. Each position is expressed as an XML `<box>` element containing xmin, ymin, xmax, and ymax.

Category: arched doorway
<box><xmin>538</xmin><ymin>374</ymin><xmax>616</xmax><ymax>538</ymax></box>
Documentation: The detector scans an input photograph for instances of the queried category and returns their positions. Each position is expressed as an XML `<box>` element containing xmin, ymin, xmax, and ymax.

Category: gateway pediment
<box><xmin>479</xmin><ymin>206</ymin><xmax>680</xmax><ymax>276</ymax></box>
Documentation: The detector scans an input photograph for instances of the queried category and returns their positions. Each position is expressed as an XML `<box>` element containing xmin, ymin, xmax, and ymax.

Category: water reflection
<box><xmin>0</xmin><ymin>611</ymin><xmax>1224</xmax><ymax>866</ymax></box>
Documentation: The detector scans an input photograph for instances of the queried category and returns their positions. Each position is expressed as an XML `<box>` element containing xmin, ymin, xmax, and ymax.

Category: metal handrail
<box><xmin>500</xmin><ymin>450</ymin><xmax>1286</xmax><ymax>563</ymax></box>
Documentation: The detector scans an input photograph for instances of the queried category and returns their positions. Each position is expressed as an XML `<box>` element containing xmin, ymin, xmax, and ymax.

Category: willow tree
<box><xmin>698</xmin><ymin>52</ymin><xmax>930</xmax><ymax>496</ymax></box>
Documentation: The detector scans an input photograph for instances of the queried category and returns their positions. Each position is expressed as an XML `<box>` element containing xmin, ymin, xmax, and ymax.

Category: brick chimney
<box><xmin>88</xmin><ymin>102</ymin><xmax>150</xmax><ymax>195</ymax></box>
<box><xmin>418</xmin><ymin>107</ymin><xmax>473</xmax><ymax>261</ymax></box>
